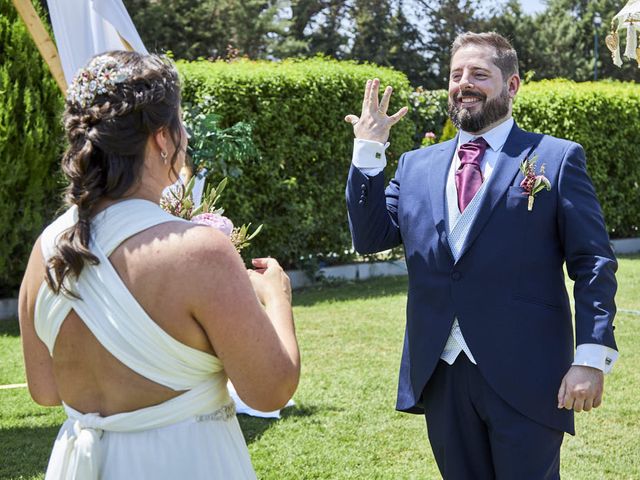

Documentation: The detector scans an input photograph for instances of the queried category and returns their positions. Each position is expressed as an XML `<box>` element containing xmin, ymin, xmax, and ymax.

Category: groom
<box><xmin>345</xmin><ymin>32</ymin><xmax>618</xmax><ymax>479</ymax></box>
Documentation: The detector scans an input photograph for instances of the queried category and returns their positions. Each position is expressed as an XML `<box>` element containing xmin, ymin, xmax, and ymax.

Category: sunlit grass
<box><xmin>1</xmin><ymin>257</ymin><xmax>639</xmax><ymax>479</ymax></box>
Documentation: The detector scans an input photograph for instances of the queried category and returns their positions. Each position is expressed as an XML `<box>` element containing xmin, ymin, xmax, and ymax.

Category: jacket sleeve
<box><xmin>557</xmin><ymin>143</ymin><xmax>618</xmax><ymax>351</ymax></box>
<box><xmin>345</xmin><ymin>153</ymin><xmax>405</xmax><ymax>254</ymax></box>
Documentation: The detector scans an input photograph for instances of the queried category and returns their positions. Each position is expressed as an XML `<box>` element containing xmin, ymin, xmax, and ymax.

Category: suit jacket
<box><xmin>346</xmin><ymin>123</ymin><xmax>617</xmax><ymax>434</ymax></box>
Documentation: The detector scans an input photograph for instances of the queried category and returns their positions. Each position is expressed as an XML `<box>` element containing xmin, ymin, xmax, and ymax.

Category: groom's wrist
<box><xmin>573</xmin><ymin>343</ymin><xmax>619</xmax><ymax>374</ymax></box>
<box><xmin>352</xmin><ymin>139</ymin><xmax>388</xmax><ymax>171</ymax></box>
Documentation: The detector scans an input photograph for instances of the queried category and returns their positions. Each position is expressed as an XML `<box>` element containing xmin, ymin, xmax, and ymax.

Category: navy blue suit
<box><xmin>346</xmin><ymin>123</ymin><xmax>617</xmax><ymax>441</ymax></box>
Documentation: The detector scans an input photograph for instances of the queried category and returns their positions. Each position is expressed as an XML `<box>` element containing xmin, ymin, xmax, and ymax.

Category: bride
<box><xmin>18</xmin><ymin>51</ymin><xmax>300</xmax><ymax>479</ymax></box>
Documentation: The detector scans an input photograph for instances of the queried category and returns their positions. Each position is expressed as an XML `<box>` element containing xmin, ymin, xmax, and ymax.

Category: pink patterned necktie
<box><xmin>455</xmin><ymin>137</ymin><xmax>488</xmax><ymax>213</ymax></box>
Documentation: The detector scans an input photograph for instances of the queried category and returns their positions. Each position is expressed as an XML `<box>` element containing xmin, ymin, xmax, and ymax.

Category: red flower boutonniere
<box><xmin>519</xmin><ymin>155</ymin><xmax>551</xmax><ymax>211</ymax></box>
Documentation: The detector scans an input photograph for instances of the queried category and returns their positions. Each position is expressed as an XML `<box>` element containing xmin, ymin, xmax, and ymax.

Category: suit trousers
<box><xmin>422</xmin><ymin>355</ymin><xmax>564</xmax><ymax>480</ymax></box>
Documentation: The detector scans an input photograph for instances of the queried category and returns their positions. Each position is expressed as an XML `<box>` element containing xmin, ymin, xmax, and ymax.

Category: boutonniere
<box><xmin>519</xmin><ymin>155</ymin><xmax>551</xmax><ymax>211</ymax></box>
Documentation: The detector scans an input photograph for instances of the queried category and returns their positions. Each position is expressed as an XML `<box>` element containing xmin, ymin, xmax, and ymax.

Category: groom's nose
<box><xmin>458</xmin><ymin>71</ymin><xmax>474</xmax><ymax>90</ymax></box>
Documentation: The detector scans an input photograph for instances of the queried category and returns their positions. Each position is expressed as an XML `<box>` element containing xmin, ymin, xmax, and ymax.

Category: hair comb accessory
<box><xmin>67</xmin><ymin>57</ymin><xmax>134</xmax><ymax>108</ymax></box>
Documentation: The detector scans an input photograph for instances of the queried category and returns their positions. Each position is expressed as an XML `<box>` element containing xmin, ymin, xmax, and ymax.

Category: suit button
<box><xmin>361</xmin><ymin>184</ymin><xmax>366</xmax><ymax>190</ymax></box>
<box><xmin>358</xmin><ymin>199</ymin><xmax>364</xmax><ymax>205</ymax></box>
<box><xmin>451</xmin><ymin>271</ymin><xmax>461</xmax><ymax>281</ymax></box>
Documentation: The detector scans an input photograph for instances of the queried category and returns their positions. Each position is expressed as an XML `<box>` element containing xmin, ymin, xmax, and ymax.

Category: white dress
<box><xmin>34</xmin><ymin>200</ymin><xmax>257</xmax><ymax>480</ymax></box>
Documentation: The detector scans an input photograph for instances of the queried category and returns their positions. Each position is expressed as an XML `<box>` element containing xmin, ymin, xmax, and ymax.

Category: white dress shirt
<box><xmin>352</xmin><ymin>116</ymin><xmax>618</xmax><ymax>373</ymax></box>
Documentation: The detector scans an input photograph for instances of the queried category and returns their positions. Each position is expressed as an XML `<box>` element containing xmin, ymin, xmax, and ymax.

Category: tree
<box><xmin>123</xmin><ymin>0</ymin><xmax>286</xmax><ymax>60</ymax></box>
<box><xmin>523</xmin><ymin>0</ymin><xmax>638</xmax><ymax>81</ymax></box>
<box><xmin>480</xmin><ymin>0</ymin><xmax>544</xmax><ymax>81</ymax></box>
<box><xmin>416</xmin><ymin>0</ymin><xmax>486</xmax><ymax>88</ymax></box>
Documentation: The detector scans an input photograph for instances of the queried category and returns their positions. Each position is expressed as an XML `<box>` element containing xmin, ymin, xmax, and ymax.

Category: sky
<box><xmin>519</xmin><ymin>0</ymin><xmax>547</xmax><ymax>15</ymax></box>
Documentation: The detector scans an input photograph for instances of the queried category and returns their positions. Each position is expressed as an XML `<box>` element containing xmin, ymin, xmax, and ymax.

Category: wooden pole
<box><xmin>11</xmin><ymin>0</ymin><xmax>67</xmax><ymax>93</ymax></box>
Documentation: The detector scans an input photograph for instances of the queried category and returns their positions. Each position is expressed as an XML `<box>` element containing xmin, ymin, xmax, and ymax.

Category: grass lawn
<box><xmin>1</xmin><ymin>257</ymin><xmax>639</xmax><ymax>479</ymax></box>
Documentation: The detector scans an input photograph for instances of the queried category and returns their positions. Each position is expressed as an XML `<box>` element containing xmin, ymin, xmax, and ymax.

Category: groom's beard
<box><xmin>448</xmin><ymin>86</ymin><xmax>510</xmax><ymax>133</ymax></box>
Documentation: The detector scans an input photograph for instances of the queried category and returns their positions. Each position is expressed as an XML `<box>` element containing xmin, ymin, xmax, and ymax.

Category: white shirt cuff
<box><xmin>573</xmin><ymin>343</ymin><xmax>619</xmax><ymax>374</ymax></box>
<box><xmin>352</xmin><ymin>139</ymin><xmax>389</xmax><ymax>176</ymax></box>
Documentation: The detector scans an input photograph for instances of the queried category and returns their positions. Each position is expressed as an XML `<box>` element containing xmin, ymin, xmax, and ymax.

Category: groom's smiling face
<box><xmin>447</xmin><ymin>44</ymin><xmax>519</xmax><ymax>134</ymax></box>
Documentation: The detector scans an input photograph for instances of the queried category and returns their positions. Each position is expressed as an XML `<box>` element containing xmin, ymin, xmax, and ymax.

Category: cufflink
<box><xmin>605</xmin><ymin>357</ymin><xmax>612</xmax><ymax>365</ymax></box>
<box><xmin>375</xmin><ymin>152</ymin><xmax>381</xmax><ymax>159</ymax></box>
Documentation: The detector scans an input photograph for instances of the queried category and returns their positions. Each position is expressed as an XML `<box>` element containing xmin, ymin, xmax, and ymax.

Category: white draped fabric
<box><xmin>608</xmin><ymin>0</ymin><xmax>640</xmax><ymax>66</ymax></box>
<box><xmin>46</xmin><ymin>0</ymin><xmax>148</xmax><ymax>84</ymax></box>
<box><xmin>35</xmin><ymin>200</ymin><xmax>256</xmax><ymax>480</ymax></box>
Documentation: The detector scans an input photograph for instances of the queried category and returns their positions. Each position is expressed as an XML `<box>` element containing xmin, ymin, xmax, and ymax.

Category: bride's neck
<box><xmin>92</xmin><ymin>180</ymin><xmax>167</xmax><ymax>216</ymax></box>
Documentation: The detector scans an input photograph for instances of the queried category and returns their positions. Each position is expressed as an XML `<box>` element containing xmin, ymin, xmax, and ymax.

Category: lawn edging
<box><xmin>288</xmin><ymin>260</ymin><xmax>407</xmax><ymax>289</ymax></box>
<box><xmin>610</xmin><ymin>237</ymin><xmax>640</xmax><ymax>255</ymax></box>
<box><xmin>1</xmin><ymin>237</ymin><xmax>637</xmax><ymax>319</ymax></box>
<box><xmin>0</xmin><ymin>298</ymin><xmax>17</xmax><ymax>322</ymax></box>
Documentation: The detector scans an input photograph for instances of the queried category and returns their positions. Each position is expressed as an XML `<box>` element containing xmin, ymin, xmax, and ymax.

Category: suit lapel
<box><xmin>428</xmin><ymin>137</ymin><xmax>458</xmax><ymax>259</ymax></box>
<box><xmin>455</xmin><ymin>124</ymin><xmax>540</xmax><ymax>262</ymax></box>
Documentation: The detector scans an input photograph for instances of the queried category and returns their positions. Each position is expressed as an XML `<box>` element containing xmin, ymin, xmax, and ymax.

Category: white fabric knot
<box><xmin>55</xmin><ymin>419</ymin><xmax>103</xmax><ymax>480</ymax></box>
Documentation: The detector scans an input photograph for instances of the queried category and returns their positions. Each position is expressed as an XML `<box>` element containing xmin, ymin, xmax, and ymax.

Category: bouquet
<box><xmin>161</xmin><ymin>99</ymin><xmax>262</xmax><ymax>252</ymax></box>
<box><xmin>161</xmin><ymin>176</ymin><xmax>262</xmax><ymax>253</ymax></box>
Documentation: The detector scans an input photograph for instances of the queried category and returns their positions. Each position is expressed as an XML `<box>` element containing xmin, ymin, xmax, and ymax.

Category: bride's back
<box><xmin>49</xmin><ymin>219</ymin><xmax>215</xmax><ymax>416</ymax></box>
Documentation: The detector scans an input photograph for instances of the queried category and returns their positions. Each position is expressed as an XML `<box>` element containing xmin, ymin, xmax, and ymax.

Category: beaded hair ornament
<box><xmin>67</xmin><ymin>57</ymin><xmax>134</xmax><ymax>108</ymax></box>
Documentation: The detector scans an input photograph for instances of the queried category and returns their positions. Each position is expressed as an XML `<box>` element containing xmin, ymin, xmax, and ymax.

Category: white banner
<box><xmin>47</xmin><ymin>0</ymin><xmax>147</xmax><ymax>84</ymax></box>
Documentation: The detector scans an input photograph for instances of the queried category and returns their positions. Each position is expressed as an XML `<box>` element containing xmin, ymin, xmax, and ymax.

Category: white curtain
<box><xmin>46</xmin><ymin>0</ymin><xmax>147</xmax><ymax>84</ymax></box>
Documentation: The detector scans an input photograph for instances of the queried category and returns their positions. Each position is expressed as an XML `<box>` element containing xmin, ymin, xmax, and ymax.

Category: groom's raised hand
<box><xmin>344</xmin><ymin>78</ymin><xmax>408</xmax><ymax>144</ymax></box>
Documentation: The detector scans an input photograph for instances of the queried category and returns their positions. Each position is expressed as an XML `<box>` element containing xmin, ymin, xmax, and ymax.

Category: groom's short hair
<box><xmin>451</xmin><ymin>32</ymin><xmax>519</xmax><ymax>81</ymax></box>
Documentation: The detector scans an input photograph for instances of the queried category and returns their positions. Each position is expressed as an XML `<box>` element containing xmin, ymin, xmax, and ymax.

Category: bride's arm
<box><xmin>19</xmin><ymin>238</ymin><xmax>62</xmax><ymax>406</ymax></box>
<box><xmin>184</xmin><ymin>226</ymin><xmax>300</xmax><ymax>412</ymax></box>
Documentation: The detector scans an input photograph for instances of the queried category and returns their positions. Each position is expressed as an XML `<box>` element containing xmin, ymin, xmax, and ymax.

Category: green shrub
<box><xmin>514</xmin><ymin>80</ymin><xmax>640</xmax><ymax>239</ymax></box>
<box><xmin>0</xmin><ymin>1</ymin><xmax>64</xmax><ymax>297</ymax></box>
<box><xmin>178</xmin><ymin>57</ymin><xmax>415</xmax><ymax>268</ymax></box>
<box><xmin>408</xmin><ymin>87</ymin><xmax>448</xmax><ymax>145</ymax></box>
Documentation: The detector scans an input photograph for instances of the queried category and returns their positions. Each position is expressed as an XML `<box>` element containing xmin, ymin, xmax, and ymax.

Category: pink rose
<box><xmin>424</xmin><ymin>131</ymin><xmax>436</xmax><ymax>139</ymax></box>
<box><xmin>192</xmin><ymin>213</ymin><xmax>234</xmax><ymax>237</ymax></box>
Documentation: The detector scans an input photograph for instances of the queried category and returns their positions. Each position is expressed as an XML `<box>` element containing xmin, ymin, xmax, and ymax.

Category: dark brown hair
<box><xmin>451</xmin><ymin>32</ymin><xmax>520</xmax><ymax>80</ymax></box>
<box><xmin>46</xmin><ymin>51</ymin><xmax>183</xmax><ymax>295</ymax></box>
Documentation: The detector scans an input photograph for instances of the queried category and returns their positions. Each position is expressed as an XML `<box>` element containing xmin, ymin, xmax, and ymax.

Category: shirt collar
<box><xmin>458</xmin><ymin>117</ymin><xmax>514</xmax><ymax>152</ymax></box>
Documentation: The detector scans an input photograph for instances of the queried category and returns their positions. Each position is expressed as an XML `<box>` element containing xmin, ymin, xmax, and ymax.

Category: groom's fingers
<box><xmin>378</xmin><ymin>86</ymin><xmax>392</xmax><ymax>114</ymax></box>
<box><xmin>368</xmin><ymin>78</ymin><xmax>380</xmax><ymax>113</ymax></box>
<box><xmin>572</xmin><ymin>397</ymin><xmax>585</xmax><ymax>412</ymax></box>
<box><xmin>362</xmin><ymin>79</ymin><xmax>372</xmax><ymax>112</ymax></box>
<box><xmin>345</xmin><ymin>114</ymin><xmax>359</xmax><ymax>125</ymax></box>
<box><xmin>557</xmin><ymin>378</ymin><xmax>566</xmax><ymax>408</ymax></box>
<box><xmin>388</xmin><ymin>106</ymin><xmax>409</xmax><ymax>125</ymax></box>
<box><xmin>593</xmin><ymin>394</ymin><xmax>603</xmax><ymax>408</ymax></box>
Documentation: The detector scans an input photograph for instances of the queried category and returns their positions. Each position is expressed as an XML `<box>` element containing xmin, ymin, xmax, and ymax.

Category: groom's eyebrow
<box><xmin>450</xmin><ymin>66</ymin><xmax>492</xmax><ymax>75</ymax></box>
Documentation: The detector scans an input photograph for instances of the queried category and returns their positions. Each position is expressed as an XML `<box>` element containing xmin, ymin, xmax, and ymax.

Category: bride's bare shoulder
<box><xmin>125</xmin><ymin>220</ymin><xmax>242</xmax><ymax>273</ymax></box>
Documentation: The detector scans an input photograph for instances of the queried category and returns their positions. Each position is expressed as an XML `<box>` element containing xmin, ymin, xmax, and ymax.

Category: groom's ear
<box><xmin>506</xmin><ymin>74</ymin><xmax>521</xmax><ymax>99</ymax></box>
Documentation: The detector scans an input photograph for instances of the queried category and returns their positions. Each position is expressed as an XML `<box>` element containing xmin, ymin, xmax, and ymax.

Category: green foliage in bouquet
<box><xmin>161</xmin><ymin>176</ymin><xmax>262</xmax><ymax>253</ymax></box>
<box><xmin>0</xmin><ymin>0</ymin><xmax>64</xmax><ymax>297</ymax></box>
<box><xmin>182</xmin><ymin>97</ymin><xmax>260</xmax><ymax>179</ymax></box>
<box><xmin>178</xmin><ymin>57</ymin><xmax>415</xmax><ymax>268</ymax></box>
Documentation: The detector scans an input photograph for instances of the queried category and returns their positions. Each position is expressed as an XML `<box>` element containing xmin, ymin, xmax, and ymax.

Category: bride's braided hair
<box><xmin>46</xmin><ymin>51</ymin><xmax>183</xmax><ymax>295</ymax></box>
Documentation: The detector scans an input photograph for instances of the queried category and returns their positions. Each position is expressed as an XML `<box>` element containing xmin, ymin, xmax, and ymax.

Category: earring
<box><xmin>161</xmin><ymin>151</ymin><xmax>168</xmax><ymax>165</ymax></box>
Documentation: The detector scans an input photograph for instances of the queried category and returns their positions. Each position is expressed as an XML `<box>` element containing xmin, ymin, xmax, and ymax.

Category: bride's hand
<box><xmin>248</xmin><ymin>258</ymin><xmax>292</xmax><ymax>305</ymax></box>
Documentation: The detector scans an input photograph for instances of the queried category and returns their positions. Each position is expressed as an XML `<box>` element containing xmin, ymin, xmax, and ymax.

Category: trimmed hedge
<box><xmin>0</xmin><ymin>0</ymin><xmax>64</xmax><ymax>297</ymax></box>
<box><xmin>408</xmin><ymin>80</ymin><xmax>640</xmax><ymax>239</ymax></box>
<box><xmin>515</xmin><ymin>80</ymin><xmax>640</xmax><ymax>239</ymax></box>
<box><xmin>178</xmin><ymin>57</ymin><xmax>416</xmax><ymax>268</ymax></box>
<box><xmin>3</xmin><ymin>43</ymin><xmax>639</xmax><ymax>294</ymax></box>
